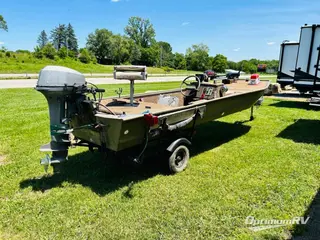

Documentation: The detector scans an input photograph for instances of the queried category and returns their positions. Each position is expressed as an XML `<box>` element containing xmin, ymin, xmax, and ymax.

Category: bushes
<box><xmin>79</xmin><ymin>49</ymin><xmax>91</xmax><ymax>63</ymax></box>
<box><xmin>58</xmin><ymin>47</ymin><xmax>68</xmax><ymax>59</ymax></box>
<box><xmin>42</xmin><ymin>43</ymin><xmax>56</xmax><ymax>59</ymax></box>
<box><xmin>33</xmin><ymin>46</ymin><xmax>43</xmax><ymax>59</ymax></box>
<box><xmin>68</xmin><ymin>50</ymin><xmax>77</xmax><ymax>59</ymax></box>
<box><xmin>173</xmin><ymin>53</ymin><xmax>186</xmax><ymax>70</ymax></box>
<box><xmin>34</xmin><ymin>43</ymin><xmax>56</xmax><ymax>60</ymax></box>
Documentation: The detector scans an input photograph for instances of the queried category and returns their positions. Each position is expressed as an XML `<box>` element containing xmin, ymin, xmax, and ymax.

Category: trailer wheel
<box><xmin>168</xmin><ymin>145</ymin><xmax>190</xmax><ymax>174</ymax></box>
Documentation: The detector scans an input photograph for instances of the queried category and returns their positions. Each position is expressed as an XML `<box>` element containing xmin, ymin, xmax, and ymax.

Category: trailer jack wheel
<box><xmin>168</xmin><ymin>145</ymin><xmax>190</xmax><ymax>174</ymax></box>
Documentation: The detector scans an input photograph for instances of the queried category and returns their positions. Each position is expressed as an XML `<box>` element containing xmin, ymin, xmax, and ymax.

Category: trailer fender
<box><xmin>167</xmin><ymin>138</ymin><xmax>191</xmax><ymax>152</ymax></box>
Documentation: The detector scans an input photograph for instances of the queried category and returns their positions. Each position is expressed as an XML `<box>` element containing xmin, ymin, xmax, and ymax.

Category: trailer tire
<box><xmin>168</xmin><ymin>145</ymin><xmax>190</xmax><ymax>174</ymax></box>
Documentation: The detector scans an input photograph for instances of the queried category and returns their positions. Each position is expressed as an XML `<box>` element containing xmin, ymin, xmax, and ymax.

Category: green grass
<box><xmin>259</xmin><ymin>75</ymin><xmax>277</xmax><ymax>83</ymax></box>
<box><xmin>0</xmin><ymin>82</ymin><xmax>319</xmax><ymax>239</ymax></box>
<box><xmin>0</xmin><ymin>53</ymin><xmax>199</xmax><ymax>75</ymax></box>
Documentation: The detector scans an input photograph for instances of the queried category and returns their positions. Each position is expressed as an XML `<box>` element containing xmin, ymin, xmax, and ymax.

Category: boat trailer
<box><xmin>35</xmin><ymin>65</ymin><xmax>269</xmax><ymax>174</ymax></box>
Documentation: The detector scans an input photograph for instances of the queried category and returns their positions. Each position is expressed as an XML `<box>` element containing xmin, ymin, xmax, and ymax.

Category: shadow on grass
<box><xmin>269</xmin><ymin>100</ymin><xmax>320</xmax><ymax>110</ymax></box>
<box><xmin>291</xmin><ymin>189</ymin><xmax>320</xmax><ymax>240</ymax></box>
<box><xmin>269</xmin><ymin>100</ymin><xmax>309</xmax><ymax>109</ymax></box>
<box><xmin>20</xmin><ymin>121</ymin><xmax>251</xmax><ymax>196</ymax></box>
<box><xmin>277</xmin><ymin>119</ymin><xmax>320</xmax><ymax>145</ymax></box>
<box><xmin>191</xmin><ymin>121</ymin><xmax>251</xmax><ymax>156</ymax></box>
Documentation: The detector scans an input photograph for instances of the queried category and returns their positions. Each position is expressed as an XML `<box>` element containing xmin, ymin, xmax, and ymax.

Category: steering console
<box><xmin>180</xmin><ymin>75</ymin><xmax>201</xmax><ymax>97</ymax></box>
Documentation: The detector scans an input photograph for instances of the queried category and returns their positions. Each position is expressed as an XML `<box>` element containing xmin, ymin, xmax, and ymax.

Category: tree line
<box><xmin>1</xmin><ymin>14</ymin><xmax>279</xmax><ymax>73</ymax></box>
<box><xmin>34</xmin><ymin>23</ymin><xmax>80</xmax><ymax>60</ymax></box>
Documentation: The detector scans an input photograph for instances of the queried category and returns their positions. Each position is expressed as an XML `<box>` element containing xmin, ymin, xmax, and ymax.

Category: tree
<box><xmin>207</xmin><ymin>56</ymin><xmax>214</xmax><ymax>69</ymax></box>
<box><xmin>79</xmin><ymin>48</ymin><xmax>91</xmax><ymax>63</ymax></box>
<box><xmin>0</xmin><ymin>15</ymin><xmax>8</xmax><ymax>31</ymax></box>
<box><xmin>86</xmin><ymin>28</ymin><xmax>113</xmax><ymax>64</ymax></box>
<box><xmin>124</xmin><ymin>17</ymin><xmax>156</xmax><ymax>48</ymax></box>
<box><xmin>128</xmin><ymin>41</ymin><xmax>141</xmax><ymax>64</ymax></box>
<box><xmin>266</xmin><ymin>60</ymin><xmax>279</xmax><ymax>71</ymax></box>
<box><xmin>173</xmin><ymin>53</ymin><xmax>186</xmax><ymax>70</ymax></box>
<box><xmin>51</xmin><ymin>24</ymin><xmax>67</xmax><ymax>50</ymax></box>
<box><xmin>33</xmin><ymin>46</ymin><xmax>43</xmax><ymax>59</ymax></box>
<box><xmin>248</xmin><ymin>58</ymin><xmax>260</xmax><ymax>66</ymax></box>
<box><xmin>57</xmin><ymin>46</ymin><xmax>68</xmax><ymax>59</ymax></box>
<box><xmin>66</xmin><ymin>23</ymin><xmax>78</xmax><ymax>52</ymax></box>
<box><xmin>37</xmin><ymin>30</ymin><xmax>48</xmax><ymax>48</ymax></box>
<box><xmin>138</xmin><ymin>45</ymin><xmax>160</xmax><ymax>66</ymax></box>
<box><xmin>110</xmin><ymin>35</ymin><xmax>132</xmax><ymax>64</ymax></box>
<box><xmin>42</xmin><ymin>43</ymin><xmax>56</xmax><ymax>59</ymax></box>
<box><xmin>158</xmin><ymin>41</ymin><xmax>174</xmax><ymax>67</ymax></box>
<box><xmin>67</xmin><ymin>50</ymin><xmax>77</xmax><ymax>59</ymax></box>
<box><xmin>185</xmin><ymin>44</ymin><xmax>210</xmax><ymax>71</ymax></box>
<box><xmin>211</xmin><ymin>54</ymin><xmax>227</xmax><ymax>73</ymax></box>
<box><xmin>240</xmin><ymin>60</ymin><xmax>257</xmax><ymax>74</ymax></box>
<box><xmin>227</xmin><ymin>61</ymin><xmax>238</xmax><ymax>70</ymax></box>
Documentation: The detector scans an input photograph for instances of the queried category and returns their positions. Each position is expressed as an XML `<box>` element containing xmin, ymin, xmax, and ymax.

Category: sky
<box><xmin>1</xmin><ymin>0</ymin><xmax>320</xmax><ymax>62</ymax></box>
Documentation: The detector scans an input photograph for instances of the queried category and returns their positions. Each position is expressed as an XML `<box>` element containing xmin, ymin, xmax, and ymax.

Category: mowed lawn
<box><xmin>0</xmin><ymin>82</ymin><xmax>320</xmax><ymax>239</ymax></box>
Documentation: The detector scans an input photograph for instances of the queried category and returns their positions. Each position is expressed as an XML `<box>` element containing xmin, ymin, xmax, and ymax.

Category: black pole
<box><xmin>250</xmin><ymin>106</ymin><xmax>254</xmax><ymax>121</ymax></box>
<box><xmin>307</xmin><ymin>25</ymin><xmax>316</xmax><ymax>74</ymax></box>
<box><xmin>313</xmin><ymin>46</ymin><xmax>320</xmax><ymax>92</ymax></box>
<box><xmin>278</xmin><ymin>43</ymin><xmax>285</xmax><ymax>78</ymax></box>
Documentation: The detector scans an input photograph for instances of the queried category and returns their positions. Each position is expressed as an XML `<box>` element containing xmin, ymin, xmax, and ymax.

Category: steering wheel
<box><xmin>180</xmin><ymin>75</ymin><xmax>201</xmax><ymax>97</ymax></box>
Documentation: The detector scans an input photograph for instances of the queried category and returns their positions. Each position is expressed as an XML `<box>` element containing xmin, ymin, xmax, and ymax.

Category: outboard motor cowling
<box><xmin>36</xmin><ymin>66</ymin><xmax>87</xmax><ymax>171</ymax></box>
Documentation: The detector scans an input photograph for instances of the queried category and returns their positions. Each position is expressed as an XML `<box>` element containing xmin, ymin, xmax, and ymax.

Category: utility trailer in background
<box><xmin>277</xmin><ymin>41</ymin><xmax>299</xmax><ymax>88</ymax></box>
<box><xmin>294</xmin><ymin>24</ymin><xmax>320</xmax><ymax>94</ymax></box>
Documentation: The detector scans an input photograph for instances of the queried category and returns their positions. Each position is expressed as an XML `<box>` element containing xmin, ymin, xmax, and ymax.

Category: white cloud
<box><xmin>0</xmin><ymin>42</ymin><xmax>4</xmax><ymax>45</ymax></box>
<box><xmin>233</xmin><ymin>48</ymin><xmax>240</xmax><ymax>52</ymax></box>
<box><xmin>181</xmin><ymin>22</ymin><xmax>190</xmax><ymax>26</ymax></box>
<box><xmin>267</xmin><ymin>42</ymin><xmax>275</xmax><ymax>45</ymax></box>
<box><xmin>111</xmin><ymin>0</ymin><xmax>120</xmax><ymax>2</ymax></box>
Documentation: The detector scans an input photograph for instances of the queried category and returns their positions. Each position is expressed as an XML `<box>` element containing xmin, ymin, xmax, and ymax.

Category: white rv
<box><xmin>294</xmin><ymin>24</ymin><xmax>320</xmax><ymax>93</ymax></box>
<box><xmin>277</xmin><ymin>41</ymin><xmax>299</xmax><ymax>88</ymax></box>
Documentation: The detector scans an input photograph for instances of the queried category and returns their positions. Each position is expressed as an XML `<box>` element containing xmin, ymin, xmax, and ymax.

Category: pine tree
<box><xmin>0</xmin><ymin>15</ymin><xmax>8</xmax><ymax>31</ymax></box>
<box><xmin>50</xmin><ymin>24</ymin><xmax>67</xmax><ymax>50</ymax></box>
<box><xmin>37</xmin><ymin>30</ymin><xmax>48</xmax><ymax>48</ymax></box>
<box><xmin>66</xmin><ymin>23</ymin><xmax>78</xmax><ymax>53</ymax></box>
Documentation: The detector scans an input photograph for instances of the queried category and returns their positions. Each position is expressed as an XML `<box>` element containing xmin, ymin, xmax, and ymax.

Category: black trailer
<box><xmin>293</xmin><ymin>24</ymin><xmax>320</xmax><ymax>94</ymax></box>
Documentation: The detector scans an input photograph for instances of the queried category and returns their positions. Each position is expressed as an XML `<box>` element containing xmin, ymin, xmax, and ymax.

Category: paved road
<box><xmin>0</xmin><ymin>76</ymin><xmax>186</xmax><ymax>89</ymax></box>
<box><xmin>0</xmin><ymin>73</ymin><xmax>192</xmax><ymax>79</ymax></box>
<box><xmin>0</xmin><ymin>73</ymin><xmax>116</xmax><ymax>78</ymax></box>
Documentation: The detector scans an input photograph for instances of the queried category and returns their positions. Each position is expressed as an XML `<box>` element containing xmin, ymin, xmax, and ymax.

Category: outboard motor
<box><xmin>36</xmin><ymin>66</ymin><xmax>88</xmax><ymax>171</ymax></box>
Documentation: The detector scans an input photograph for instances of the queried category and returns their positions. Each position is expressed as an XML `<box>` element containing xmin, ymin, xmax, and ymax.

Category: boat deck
<box><xmin>99</xmin><ymin>80</ymin><xmax>268</xmax><ymax>115</ymax></box>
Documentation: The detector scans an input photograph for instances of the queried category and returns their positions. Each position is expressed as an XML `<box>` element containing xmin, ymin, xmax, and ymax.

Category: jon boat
<box><xmin>36</xmin><ymin>66</ymin><xmax>269</xmax><ymax>173</ymax></box>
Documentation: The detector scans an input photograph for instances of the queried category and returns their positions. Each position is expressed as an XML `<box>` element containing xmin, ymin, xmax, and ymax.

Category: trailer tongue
<box><xmin>36</xmin><ymin>65</ymin><xmax>269</xmax><ymax>174</ymax></box>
